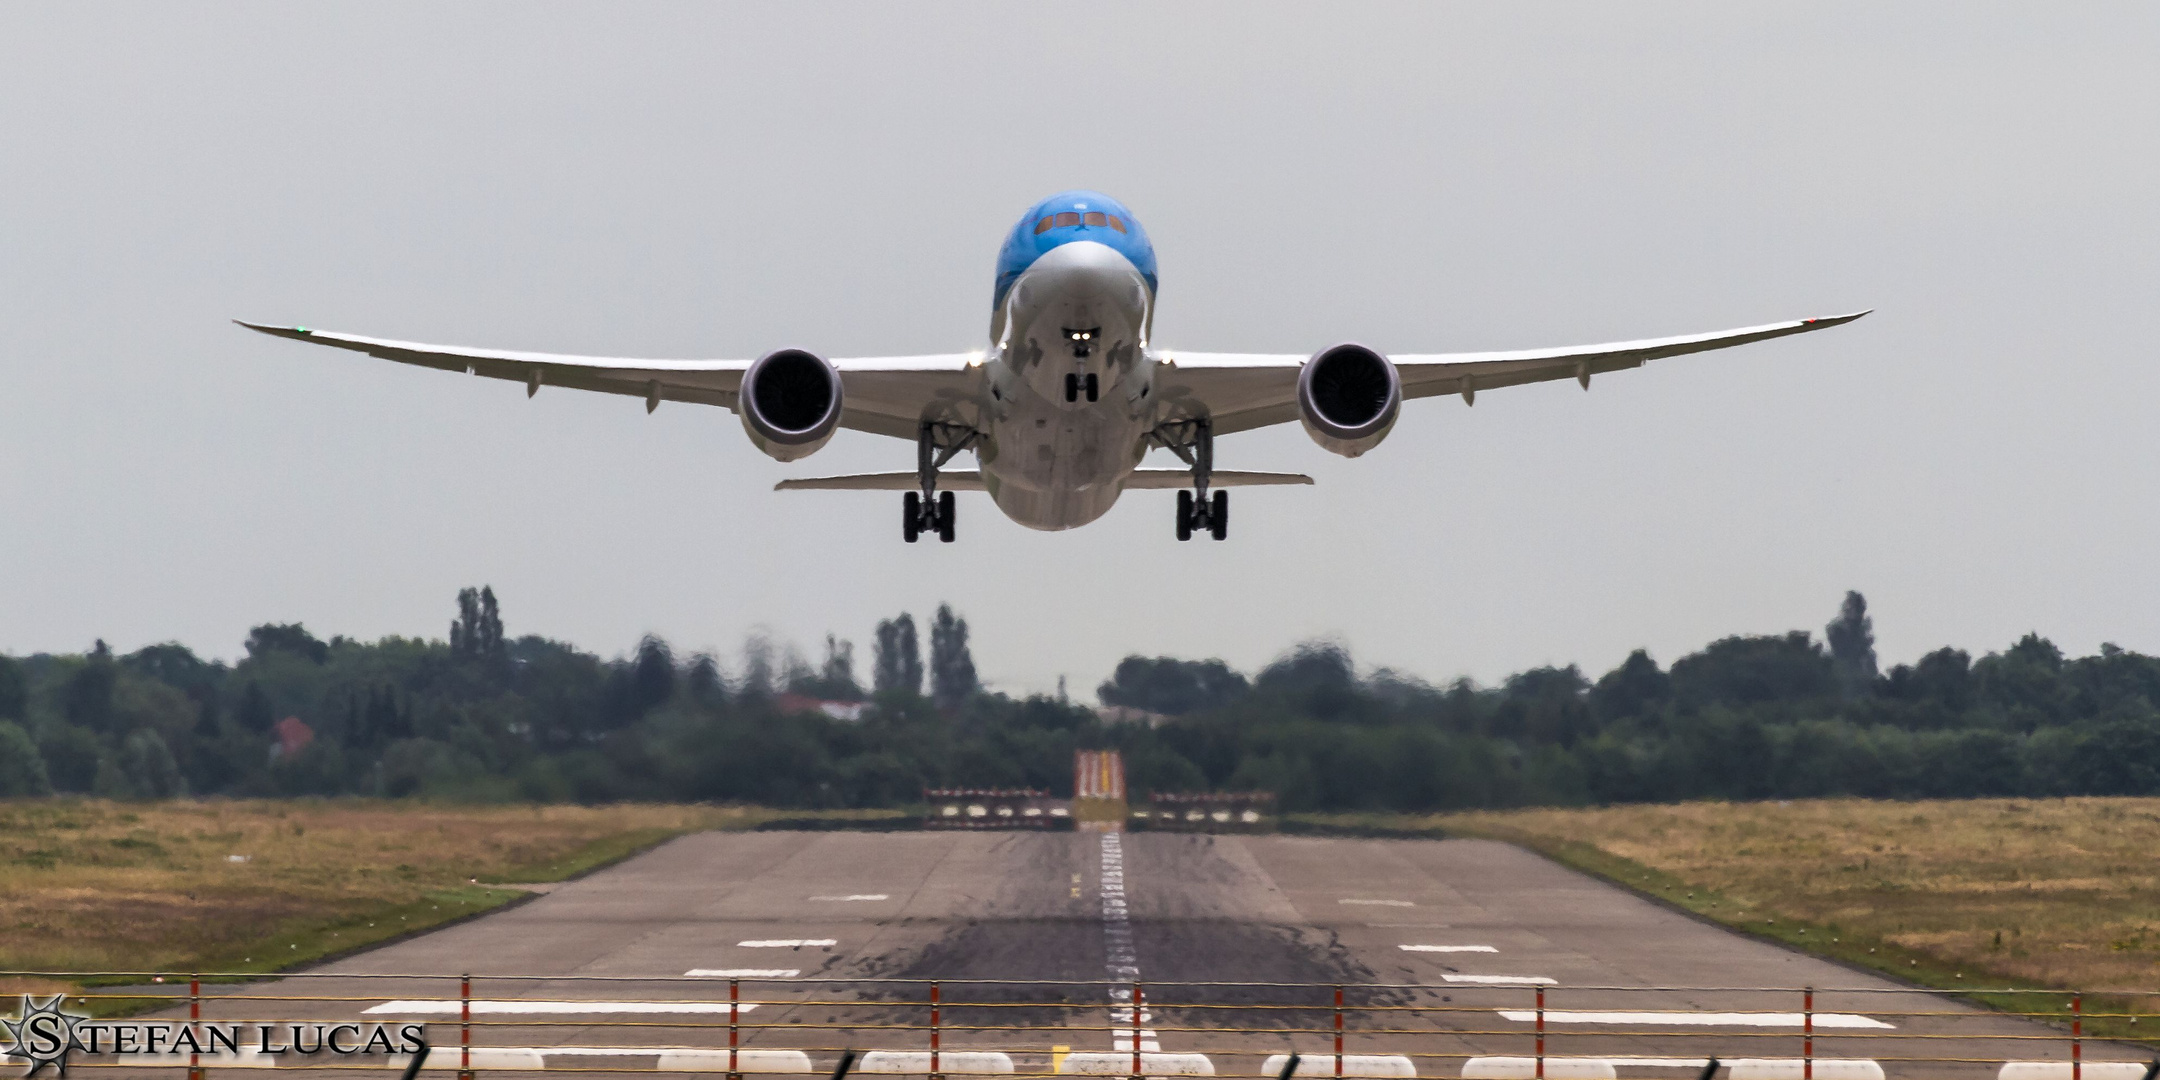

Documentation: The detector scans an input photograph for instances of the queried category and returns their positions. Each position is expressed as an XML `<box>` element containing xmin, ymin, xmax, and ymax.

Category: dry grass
<box><xmin>1302</xmin><ymin>798</ymin><xmax>2160</xmax><ymax>998</ymax></box>
<box><xmin>0</xmin><ymin>799</ymin><xmax>773</xmax><ymax>981</ymax></box>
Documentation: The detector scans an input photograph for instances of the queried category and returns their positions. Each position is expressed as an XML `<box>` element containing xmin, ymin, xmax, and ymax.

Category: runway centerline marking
<box><xmin>1098</xmin><ymin>832</ymin><xmax>1157</xmax><ymax>1052</ymax></box>
<box><xmin>364</xmin><ymin>1000</ymin><xmax>762</xmax><ymax>1015</ymax></box>
<box><xmin>1496</xmin><ymin>1010</ymin><xmax>1894</xmax><ymax>1029</ymax></box>
<box><xmin>685</xmin><ymin>969</ymin><xmax>800</xmax><ymax>978</ymax></box>
<box><xmin>1401</xmin><ymin>944</ymin><xmax>1499</xmax><ymax>953</ymax></box>
<box><xmin>1444</xmin><ymin>975</ymin><xmax>1555</xmax><ymax>985</ymax></box>
<box><xmin>1338</xmin><ymin>899</ymin><xmax>1415</xmax><ymax>907</ymax></box>
<box><xmin>808</xmin><ymin>894</ymin><xmax>889</xmax><ymax>901</ymax></box>
<box><xmin>737</xmin><ymin>939</ymin><xmax>837</xmax><ymax>947</ymax></box>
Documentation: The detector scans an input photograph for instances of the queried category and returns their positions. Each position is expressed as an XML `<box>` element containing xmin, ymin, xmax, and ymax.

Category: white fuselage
<box><xmin>973</xmin><ymin>241</ymin><xmax>1160</xmax><ymax>531</ymax></box>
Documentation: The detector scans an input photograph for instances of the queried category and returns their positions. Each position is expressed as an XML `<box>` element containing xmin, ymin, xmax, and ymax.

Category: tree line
<box><xmin>2</xmin><ymin>590</ymin><xmax>2158</xmax><ymax>808</ymax></box>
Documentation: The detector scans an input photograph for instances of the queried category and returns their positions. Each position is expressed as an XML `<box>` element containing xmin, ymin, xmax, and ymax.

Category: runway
<box><xmin>151</xmin><ymin>831</ymin><xmax>2110</xmax><ymax>1079</ymax></box>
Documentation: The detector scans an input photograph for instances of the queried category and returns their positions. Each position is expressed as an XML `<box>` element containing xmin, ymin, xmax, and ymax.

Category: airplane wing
<box><xmin>233</xmin><ymin>322</ymin><xmax>980</xmax><ymax>441</ymax></box>
<box><xmin>1152</xmin><ymin>311</ymin><xmax>1869</xmax><ymax>436</ymax></box>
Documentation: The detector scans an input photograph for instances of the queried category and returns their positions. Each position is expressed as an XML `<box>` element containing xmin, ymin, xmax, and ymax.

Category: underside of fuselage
<box><xmin>978</xmin><ymin>240</ymin><xmax>1159</xmax><ymax>531</ymax></box>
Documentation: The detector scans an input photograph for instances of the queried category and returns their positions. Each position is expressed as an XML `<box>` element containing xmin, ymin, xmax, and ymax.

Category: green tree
<box><xmin>120</xmin><ymin>729</ymin><xmax>185</xmax><ymax>798</ymax></box>
<box><xmin>1098</xmin><ymin>656</ymin><xmax>1249</xmax><ymax>715</ymax></box>
<box><xmin>873</xmin><ymin>614</ymin><xmax>923</xmax><ymax>695</ymax></box>
<box><xmin>1826</xmin><ymin>591</ymin><xmax>1879</xmax><ymax>699</ymax></box>
<box><xmin>245</xmin><ymin>623</ymin><xmax>329</xmax><ymax>664</ymax></box>
<box><xmin>0</xmin><ymin>722</ymin><xmax>53</xmax><ymax>796</ymax></box>
<box><xmin>928</xmin><ymin>604</ymin><xmax>978</xmax><ymax>710</ymax></box>
<box><xmin>37</xmin><ymin>726</ymin><xmax>101</xmax><ymax>792</ymax></box>
<box><xmin>63</xmin><ymin>640</ymin><xmax>119</xmax><ymax>733</ymax></box>
<box><xmin>0</xmin><ymin>655</ymin><xmax>27</xmax><ymax>721</ymax></box>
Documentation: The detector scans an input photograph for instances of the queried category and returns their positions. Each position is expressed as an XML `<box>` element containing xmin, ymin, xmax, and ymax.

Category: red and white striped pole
<box><xmin>1534</xmin><ymin>985</ymin><xmax>1546</xmax><ymax>1080</ymax></box>
<box><xmin>1803</xmin><ymin>988</ymin><xmax>1814</xmax><ymax>1080</ymax></box>
<box><xmin>458</xmin><ymin>974</ymin><xmax>472</xmax><ymax>1080</ymax></box>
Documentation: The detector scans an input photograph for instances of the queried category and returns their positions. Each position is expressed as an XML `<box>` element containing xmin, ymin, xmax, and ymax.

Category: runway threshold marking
<box><xmin>737</xmin><ymin>939</ymin><xmax>837</xmax><ymax>947</ymax></box>
<box><xmin>685</xmin><ymin>968</ymin><xmax>801</xmax><ymax>978</ymax></box>
<box><xmin>1444</xmin><ymin>975</ymin><xmax>1555</xmax><ymax>985</ymax></box>
<box><xmin>1496</xmin><ymin>1010</ymin><xmax>1894</xmax><ymax>1029</ymax></box>
<box><xmin>364</xmin><ymin>1001</ymin><xmax>762</xmax><ymax>1015</ymax></box>
<box><xmin>808</xmin><ymin>894</ymin><xmax>889</xmax><ymax>901</ymax></box>
<box><xmin>1400</xmin><ymin>944</ymin><xmax>1498</xmax><ymax>953</ymax></box>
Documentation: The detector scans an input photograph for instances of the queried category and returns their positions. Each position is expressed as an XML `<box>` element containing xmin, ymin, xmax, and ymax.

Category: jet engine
<box><xmin>738</xmin><ymin>348</ymin><xmax>844</xmax><ymax>462</ymax></box>
<box><xmin>1296</xmin><ymin>343</ymin><xmax>1401</xmax><ymax>457</ymax></box>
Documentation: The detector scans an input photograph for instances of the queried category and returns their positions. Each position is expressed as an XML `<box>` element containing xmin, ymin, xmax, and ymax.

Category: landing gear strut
<box><xmin>1158</xmin><ymin>417</ymin><xmax>1228</xmax><ymax>542</ymax></box>
<box><xmin>904</xmin><ymin>421</ymin><xmax>975</xmax><ymax>544</ymax></box>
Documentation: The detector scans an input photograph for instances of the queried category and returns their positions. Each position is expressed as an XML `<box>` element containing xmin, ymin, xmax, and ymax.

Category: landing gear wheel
<box><xmin>1210</xmin><ymin>490</ymin><xmax>1228</xmax><ymax>541</ymax></box>
<box><xmin>937</xmin><ymin>491</ymin><xmax>956</xmax><ymax>543</ymax></box>
<box><xmin>903</xmin><ymin>491</ymin><xmax>921</xmax><ymax>543</ymax></box>
<box><xmin>1176</xmin><ymin>490</ymin><xmax>1194</xmax><ymax>542</ymax></box>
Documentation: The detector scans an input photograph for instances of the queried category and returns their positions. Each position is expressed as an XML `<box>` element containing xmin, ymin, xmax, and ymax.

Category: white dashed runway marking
<box><xmin>1400</xmin><ymin>944</ymin><xmax>1498</xmax><ymax>953</ymax></box>
<box><xmin>684</xmin><ymin>968</ymin><xmax>801</xmax><ymax>978</ymax></box>
<box><xmin>363</xmin><ymin>1000</ymin><xmax>761</xmax><ymax>1015</ymax></box>
<box><xmin>809</xmin><ymin>894</ymin><xmax>889</xmax><ymax>901</ymax></box>
<box><xmin>1496</xmin><ymin>1010</ymin><xmax>1894</xmax><ymax>1029</ymax></box>
<box><xmin>1338</xmin><ymin>899</ymin><xmax>1416</xmax><ymax>907</ymax></box>
<box><xmin>736</xmin><ymin>939</ymin><xmax>836</xmax><ymax>947</ymax></box>
<box><xmin>1444</xmin><ymin>975</ymin><xmax>1555</xmax><ymax>985</ymax></box>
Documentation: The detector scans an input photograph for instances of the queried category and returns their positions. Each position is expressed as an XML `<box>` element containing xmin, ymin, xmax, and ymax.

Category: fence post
<box><xmin>188</xmin><ymin>974</ymin><xmax>203</xmax><ymax>1080</ymax></box>
<box><xmin>1334</xmin><ymin>985</ymin><xmax>1344</xmax><ymax>1078</ymax></box>
<box><xmin>458</xmin><ymin>973</ymin><xmax>472</xmax><ymax>1080</ymax></box>
<box><xmin>1535</xmin><ymin>985</ymin><xmax>1546</xmax><ymax>1080</ymax></box>
<box><xmin>728</xmin><ymin>978</ymin><xmax>741</xmax><ymax>1080</ymax></box>
<box><xmin>930</xmin><ymin>981</ymin><xmax>943</xmax><ymax>1080</ymax></box>
<box><xmin>2073</xmin><ymin>993</ymin><xmax>2083</xmax><ymax>1080</ymax></box>
<box><xmin>1803</xmin><ymin>988</ymin><xmax>1813</xmax><ymax>1080</ymax></box>
<box><xmin>1131</xmin><ymin>981</ymin><xmax>1144</xmax><ymax>1080</ymax></box>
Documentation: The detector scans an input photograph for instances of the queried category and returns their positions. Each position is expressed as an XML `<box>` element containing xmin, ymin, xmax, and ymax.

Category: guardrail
<box><xmin>4</xmin><ymin>975</ymin><xmax>2157</xmax><ymax>1080</ymax></box>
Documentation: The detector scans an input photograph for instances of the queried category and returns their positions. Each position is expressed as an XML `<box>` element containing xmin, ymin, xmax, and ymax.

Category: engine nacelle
<box><xmin>1297</xmin><ymin>343</ymin><xmax>1401</xmax><ymax>458</ymax></box>
<box><xmin>738</xmin><ymin>348</ymin><xmax>843</xmax><ymax>462</ymax></box>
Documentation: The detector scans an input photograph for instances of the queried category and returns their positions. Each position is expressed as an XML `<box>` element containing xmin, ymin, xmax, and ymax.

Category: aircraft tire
<box><xmin>937</xmin><ymin>491</ymin><xmax>956</xmax><ymax>543</ymax></box>
<box><xmin>1176</xmin><ymin>490</ymin><xmax>1193</xmax><ymax>541</ymax></box>
<box><xmin>903</xmin><ymin>492</ymin><xmax>921</xmax><ymax>543</ymax></box>
<box><xmin>1211</xmin><ymin>490</ymin><xmax>1228</xmax><ymax>541</ymax></box>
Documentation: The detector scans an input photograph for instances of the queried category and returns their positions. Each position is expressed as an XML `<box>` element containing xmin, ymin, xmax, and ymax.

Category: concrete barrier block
<box><xmin>1461</xmin><ymin>1057</ymin><xmax>1615</xmax><ymax>1080</ymax></box>
<box><xmin>2000</xmin><ymin>1064</ymin><xmax>2154</xmax><ymax>1080</ymax></box>
<box><xmin>1058</xmin><ymin>1052</ymin><xmax>1215</xmax><ymax>1076</ymax></box>
<box><xmin>413</xmin><ymin>1048</ymin><xmax>547</xmax><ymax>1070</ymax></box>
<box><xmin>859</xmin><ymin>1051</ymin><xmax>1015</xmax><ymax>1074</ymax></box>
<box><xmin>1727</xmin><ymin>1061</ymin><xmax>1884</xmax><ymax>1080</ymax></box>
<box><xmin>658</xmin><ymin>1049</ymin><xmax>816</xmax><ymax>1073</ymax></box>
<box><xmin>1262</xmin><ymin>1055</ymin><xmax>1417</xmax><ymax>1078</ymax></box>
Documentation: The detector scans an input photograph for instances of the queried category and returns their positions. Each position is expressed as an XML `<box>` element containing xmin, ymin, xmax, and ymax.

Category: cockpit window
<box><xmin>1034</xmin><ymin>210</ymin><xmax>1129</xmax><ymax>237</ymax></box>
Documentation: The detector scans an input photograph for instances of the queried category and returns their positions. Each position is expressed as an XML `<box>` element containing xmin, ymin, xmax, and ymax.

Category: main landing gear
<box><xmin>1158</xmin><ymin>417</ymin><xmax>1228</xmax><ymax>542</ymax></box>
<box><xmin>904</xmin><ymin>421</ymin><xmax>976</xmax><ymax>544</ymax></box>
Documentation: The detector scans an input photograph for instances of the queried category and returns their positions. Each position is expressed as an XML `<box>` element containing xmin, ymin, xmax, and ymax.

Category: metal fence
<box><xmin>6</xmin><ymin>974</ymin><xmax>2157</xmax><ymax>1080</ymax></box>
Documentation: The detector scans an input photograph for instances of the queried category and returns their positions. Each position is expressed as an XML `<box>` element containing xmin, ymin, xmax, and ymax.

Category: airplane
<box><xmin>238</xmin><ymin>190</ymin><xmax>1865</xmax><ymax>544</ymax></box>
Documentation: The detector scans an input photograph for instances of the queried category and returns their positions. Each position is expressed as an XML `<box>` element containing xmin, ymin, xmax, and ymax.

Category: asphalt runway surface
<box><xmin>159</xmin><ymin>831</ymin><xmax>2117</xmax><ymax>1080</ymax></box>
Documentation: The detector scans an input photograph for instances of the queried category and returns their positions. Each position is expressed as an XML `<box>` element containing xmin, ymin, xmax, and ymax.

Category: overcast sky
<box><xmin>3</xmin><ymin>3</ymin><xmax>2156</xmax><ymax>695</ymax></box>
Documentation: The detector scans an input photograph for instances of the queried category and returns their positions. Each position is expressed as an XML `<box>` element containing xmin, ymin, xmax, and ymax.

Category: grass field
<box><xmin>1302</xmin><ymin>798</ymin><xmax>2160</xmax><ymax>1011</ymax></box>
<box><xmin>0</xmin><ymin>799</ymin><xmax>898</xmax><ymax>992</ymax></box>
